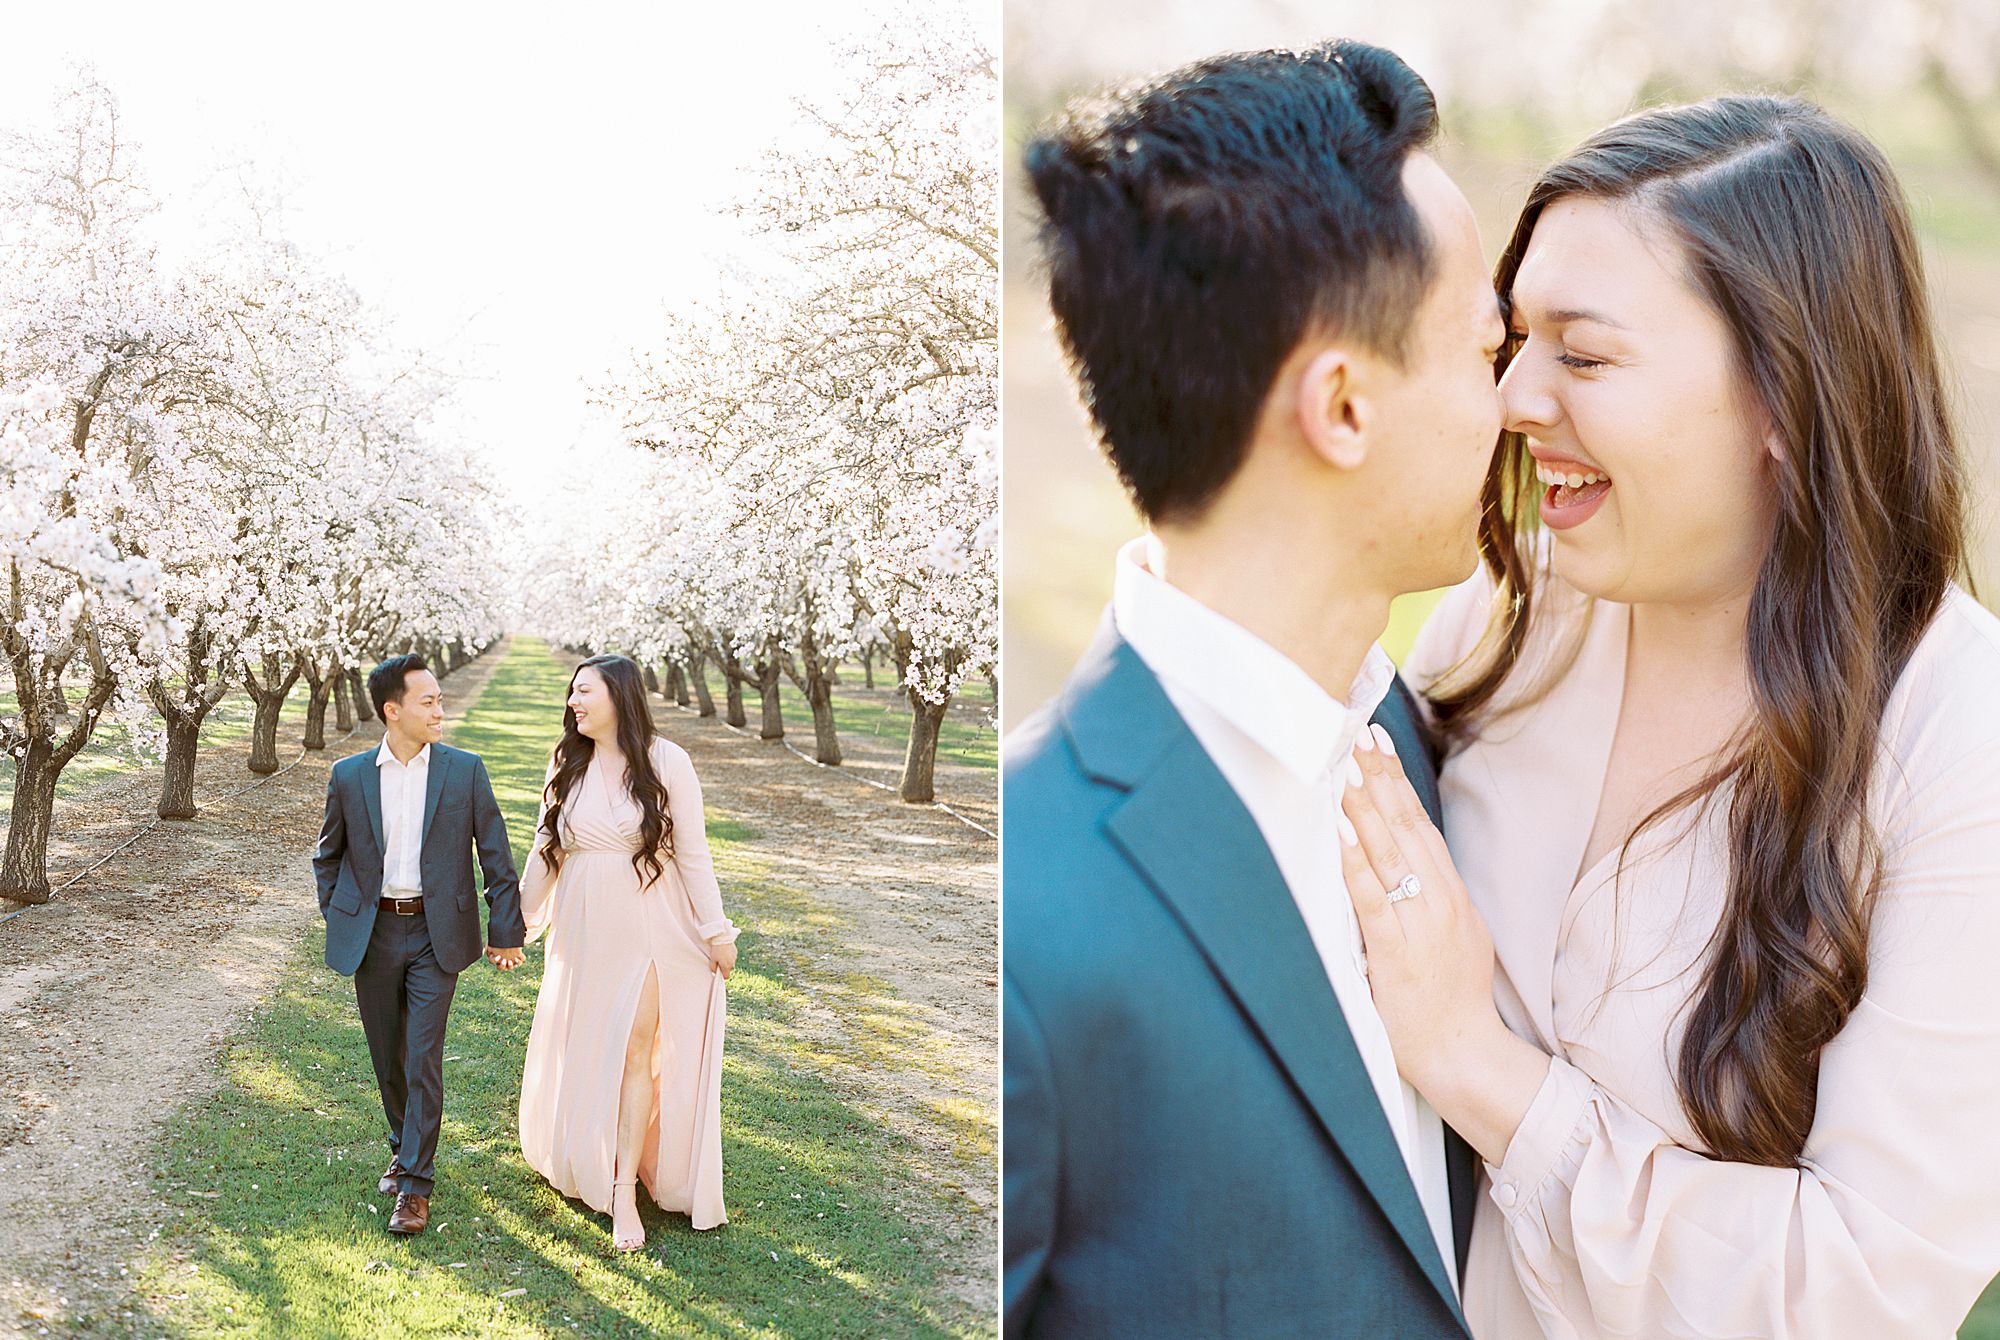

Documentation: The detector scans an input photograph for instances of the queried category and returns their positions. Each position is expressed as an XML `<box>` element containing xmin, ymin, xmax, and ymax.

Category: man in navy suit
<box><xmin>314</xmin><ymin>653</ymin><xmax>524</xmax><ymax>1237</ymax></box>
<box><xmin>1006</xmin><ymin>41</ymin><xmax>1509</xmax><ymax>1338</ymax></box>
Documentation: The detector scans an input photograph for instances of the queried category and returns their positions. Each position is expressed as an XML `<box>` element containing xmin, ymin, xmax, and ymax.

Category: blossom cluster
<box><xmin>532</xmin><ymin>6</ymin><xmax>996</xmax><ymax>756</ymax></box>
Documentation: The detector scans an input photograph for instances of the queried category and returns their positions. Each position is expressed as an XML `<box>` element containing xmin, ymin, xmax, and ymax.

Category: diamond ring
<box><xmin>1386</xmin><ymin>874</ymin><xmax>1423</xmax><ymax>904</ymax></box>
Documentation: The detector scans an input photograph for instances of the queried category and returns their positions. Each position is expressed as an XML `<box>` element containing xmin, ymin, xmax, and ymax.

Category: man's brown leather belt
<box><xmin>381</xmin><ymin>895</ymin><xmax>424</xmax><ymax>916</ymax></box>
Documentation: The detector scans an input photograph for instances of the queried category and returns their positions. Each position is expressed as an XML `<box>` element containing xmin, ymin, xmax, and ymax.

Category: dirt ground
<box><xmin>0</xmin><ymin>649</ymin><xmax>512</xmax><ymax>1336</ymax></box>
<box><xmin>0</xmin><ymin>646</ymin><xmax>999</xmax><ymax>1337</ymax></box>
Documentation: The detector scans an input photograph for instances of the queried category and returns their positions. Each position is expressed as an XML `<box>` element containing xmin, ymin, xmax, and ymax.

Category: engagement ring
<box><xmin>1386</xmin><ymin>874</ymin><xmax>1423</xmax><ymax>904</ymax></box>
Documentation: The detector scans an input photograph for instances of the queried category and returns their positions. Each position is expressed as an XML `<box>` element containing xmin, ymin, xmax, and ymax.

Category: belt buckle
<box><xmin>393</xmin><ymin>896</ymin><xmax>418</xmax><ymax>916</ymax></box>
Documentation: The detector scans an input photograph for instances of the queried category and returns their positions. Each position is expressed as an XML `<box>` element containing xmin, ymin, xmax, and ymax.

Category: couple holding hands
<box><xmin>313</xmin><ymin>652</ymin><xmax>738</xmax><ymax>1252</ymax></box>
<box><xmin>1006</xmin><ymin>39</ymin><xmax>2000</xmax><ymax>1340</ymax></box>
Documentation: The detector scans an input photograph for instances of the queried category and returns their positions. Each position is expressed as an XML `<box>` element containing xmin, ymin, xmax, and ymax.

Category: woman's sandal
<box><xmin>611</xmin><ymin>1177</ymin><xmax>645</xmax><ymax>1251</ymax></box>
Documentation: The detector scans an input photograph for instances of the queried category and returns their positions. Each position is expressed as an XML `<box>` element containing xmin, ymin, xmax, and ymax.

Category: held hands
<box><xmin>486</xmin><ymin>945</ymin><xmax>526</xmax><ymax>971</ymax></box>
<box><xmin>708</xmin><ymin>940</ymin><xmax>737</xmax><ymax>980</ymax></box>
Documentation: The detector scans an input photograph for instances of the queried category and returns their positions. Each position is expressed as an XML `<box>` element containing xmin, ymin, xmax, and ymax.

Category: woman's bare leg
<box><xmin>611</xmin><ymin>965</ymin><xmax>661</xmax><ymax>1250</ymax></box>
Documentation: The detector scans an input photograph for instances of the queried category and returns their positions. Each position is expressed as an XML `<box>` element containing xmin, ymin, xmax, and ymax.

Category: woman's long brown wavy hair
<box><xmin>1430</xmin><ymin>95</ymin><xmax>1966</xmax><ymax>1166</ymax></box>
<box><xmin>537</xmin><ymin>654</ymin><xmax>675</xmax><ymax>887</ymax></box>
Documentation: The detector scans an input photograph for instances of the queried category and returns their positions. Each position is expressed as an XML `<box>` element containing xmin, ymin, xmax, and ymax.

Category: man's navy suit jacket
<box><xmin>313</xmin><ymin>741</ymin><xmax>524</xmax><ymax>976</ymax></box>
<box><xmin>1003</xmin><ymin>620</ymin><xmax>1476</xmax><ymax>1339</ymax></box>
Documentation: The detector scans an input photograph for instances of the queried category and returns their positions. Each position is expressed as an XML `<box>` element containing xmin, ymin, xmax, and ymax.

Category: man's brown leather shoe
<box><xmin>387</xmin><ymin>1193</ymin><xmax>430</xmax><ymax>1235</ymax></box>
<box><xmin>379</xmin><ymin>1159</ymin><xmax>405</xmax><ymax>1195</ymax></box>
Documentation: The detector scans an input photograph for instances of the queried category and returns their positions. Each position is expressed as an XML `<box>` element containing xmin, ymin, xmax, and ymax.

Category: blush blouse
<box><xmin>1406</xmin><ymin>571</ymin><xmax>2000</xmax><ymax>1339</ymax></box>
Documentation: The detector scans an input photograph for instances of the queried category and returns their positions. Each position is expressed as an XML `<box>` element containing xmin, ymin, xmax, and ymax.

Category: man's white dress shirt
<box><xmin>1112</xmin><ymin>536</ymin><xmax>1458</xmax><ymax>1289</ymax></box>
<box><xmin>376</xmin><ymin>738</ymin><xmax>431</xmax><ymax>897</ymax></box>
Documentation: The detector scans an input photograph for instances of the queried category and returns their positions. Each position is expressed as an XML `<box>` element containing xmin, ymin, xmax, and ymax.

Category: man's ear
<box><xmin>1295</xmin><ymin>345</ymin><xmax>1370</xmax><ymax>471</ymax></box>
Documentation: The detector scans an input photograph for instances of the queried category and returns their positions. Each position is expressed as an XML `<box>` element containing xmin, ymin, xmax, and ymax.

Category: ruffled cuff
<box><xmin>1487</xmin><ymin>1053</ymin><xmax>1593</xmax><ymax>1220</ymax></box>
<box><xmin>699</xmin><ymin>917</ymin><xmax>740</xmax><ymax>945</ymax></box>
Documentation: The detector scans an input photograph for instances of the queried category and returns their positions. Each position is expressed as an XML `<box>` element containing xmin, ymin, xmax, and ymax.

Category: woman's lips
<box><xmin>1540</xmin><ymin>476</ymin><xmax>1612</xmax><ymax>530</ymax></box>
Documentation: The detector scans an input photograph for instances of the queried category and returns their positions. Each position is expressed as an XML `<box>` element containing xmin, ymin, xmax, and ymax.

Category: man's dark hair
<box><xmin>1024</xmin><ymin>40</ymin><xmax>1441</xmax><ymax>522</ymax></box>
<box><xmin>368</xmin><ymin>653</ymin><xmax>432</xmax><ymax>720</ymax></box>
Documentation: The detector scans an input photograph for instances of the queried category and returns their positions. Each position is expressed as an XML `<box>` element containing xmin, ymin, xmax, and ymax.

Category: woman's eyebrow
<box><xmin>1532</xmin><ymin>304</ymin><xmax>1629</xmax><ymax>330</ymax></box>
<box><xmin>1504</xmin><ymin>289</ymin><xmax>1630</xmax><ymax>331</ymax></box>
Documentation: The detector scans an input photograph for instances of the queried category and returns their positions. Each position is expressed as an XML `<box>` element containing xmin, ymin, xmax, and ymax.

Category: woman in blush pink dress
<box><xmin>1335</xmin><ymin>96</ymin><xmax>2000</xmax><ymax>1337</ymax></box>
<box><xmin>518</xmin><ymin>654</ymin><xmax>739</xmax><ymax>1249</ymax></box>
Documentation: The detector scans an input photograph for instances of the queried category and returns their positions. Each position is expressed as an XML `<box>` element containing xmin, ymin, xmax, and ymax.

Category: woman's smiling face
<box><xmin>1500</xmin><ymin>195</ymin><xmax>1780</xmax><ymax>609</ymax></box>
<box><xmin>568</xmin><ymin>665</ymin><xmax>617</xmax><ymax>741</ymax></box>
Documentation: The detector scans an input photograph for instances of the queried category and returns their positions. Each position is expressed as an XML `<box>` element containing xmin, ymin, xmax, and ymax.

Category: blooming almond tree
<box><xmin>0</xmin><ymin>77</ymin><xmax>199</xmax><ymax>899</ymax></box>
<box><xmin>0</xmin><ymin>383</ymin><xmax>172</xmax><ymax>901</ymax></box>
<box><xmin>2</xmin><ymin>74</ymin><xmax>509</xmax><ymax>887</ymax></box>
<box><xmin>749</xmin><ymin>10</ymin><xmax>999</xmax><ymax>800</ymax></box>
<box><xmin>588</xmin><ymin>7</ymin><xmax>996</xmax><ymax>802</ymax></box>
<box><xmin>134</xmin><ymin>224</ymin><xmax>372</xmax><ymax>806</ymax></box>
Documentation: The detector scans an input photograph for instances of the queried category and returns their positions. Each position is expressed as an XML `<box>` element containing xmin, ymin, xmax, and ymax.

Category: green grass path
<box><xmin>137</xmin><ymin>636</ymin><xmax>984</xmax><ymax>1339</ymax></box>
<box><xmin>1967</xmin><ymin>1276</ymin><xmax>2000</xmax><ymax>1337</ymax></box>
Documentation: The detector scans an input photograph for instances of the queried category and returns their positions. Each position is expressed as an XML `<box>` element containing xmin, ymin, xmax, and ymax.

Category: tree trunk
<box><xmin>805</xmin><ymin>674</ymin><xmax>840</xmax><ymax>765</ymax></box>
<box><xmin>899</xmin><ymin>687</ymin><xmax>952</xmax><ymax>804</ymax></box>
<box><xmin>245</xmin><ymin>656</ymin><xmax>302</xmax><ymax>775</ymax></box>
<box><xmin>2</xmin><ymin>659</ymin><xmax>116</xmax><ymax>902</ymax></box>
<box><xmin>862</xmin><ymin>645</ymin><xmax>876</xmax><ymax>690</ymax></box>
<box><xmin>667</xmin><ymin>662</ymin><xmax>688</xmax><ymax>707</ymax></box>
<box><xmin>690</xmin><ymin>652</ymin><xmax>717</xmax><ymax>719</ymax></box>
<box><xmin>755</xmin><ymin>647</ymin><xmax>784</xmax><ymax>741</ymax></box>
<box><xmin>643</xmin><ymin>663</ymin><xmax>660</xmax><ymax>693</ymax></box>
<box><xmin>783</xmin><ymin>628</ymin><xmax>842</xmax><ymax>766</ymax></box>
<box><xmin>156</xmin><ymin>716</ymin><xmax>202</xmax><ymax>820</ymax></box>
<box><xmin>302</xmin><ymin>677</ymin><xmax>333</xmax><ymax>749</ymax></box>
<box><xmin>1924</xmin><ymin>59</ymin><xmax>2000</xmax><ymax>201</ymax></box>
<box><xmin>300</xmin><ymin>657</ymin><xmax>336</xmax><ymax>750</ymax></box>
<box><xmin>350</xmin><ymin>667</ymin><xmax>375</xmax><ymax>723</ymax></box>
<box><xmin>714</xmin><ymin>640</ymin><xmax>750</xmax><ymax>728</ymax></box>
<box><xmin>248</xmin><ymin>691</ymin><xmax>286</xmax><ymax>773</ymax></box>
<box><xmin>146</xmin><ymin>623</ymin><xmax>232</xmax><ymax>820</ymax></box>
<box><xmin>0</xmin><ymin>739</ymin><xmax>60</xmax><ymax>904</ymax></box>
<box><xmin>334</xmin><ymin>672</ymin><xmax>355</xmax><ymax>732</ymax></box>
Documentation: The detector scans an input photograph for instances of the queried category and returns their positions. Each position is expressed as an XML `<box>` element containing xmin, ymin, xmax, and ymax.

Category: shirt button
<box><xmin>1495</xmin><ymin>1183</ymin><xmax>1518</xmax><ymax>1208</ymax></box>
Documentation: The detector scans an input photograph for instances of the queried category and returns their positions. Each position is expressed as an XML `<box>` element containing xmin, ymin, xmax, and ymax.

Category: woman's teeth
<box><xmin>1534</xmin><ymin>463</ymin><xmax>1608</xmax><ymax>488</ymax></box>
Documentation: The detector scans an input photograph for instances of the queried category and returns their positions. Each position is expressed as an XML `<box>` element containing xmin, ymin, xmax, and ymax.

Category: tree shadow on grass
<box><xmin>137</xmin><ymin>927</ymin><xmax>973</xmax><ymax>1339</ymax></box>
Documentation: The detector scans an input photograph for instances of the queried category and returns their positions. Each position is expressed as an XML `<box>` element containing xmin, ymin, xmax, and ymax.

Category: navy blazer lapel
<box><xmin>360</xmin><ymin>754</ymin><xmax>386</xmax><ymax>853</ymax></box>
<box><xmin>1372</xmin><ymin>678</ymin><xmax>1441</xmax><ymax>828</ymax></box>
<box><xmin>1368</xmin><ymin>678</ymin><xmax>1476</xmax><ymax>1274</ymax></box>
<box><xmin>419</xmin><ymin>747</ymin><xmax>450</xmax><ymax>849</ymax></box>
<box><xmin>1065</xmin><ymin>626</ymin><xmax>1463</xmax><ymax>1319</ymax></box>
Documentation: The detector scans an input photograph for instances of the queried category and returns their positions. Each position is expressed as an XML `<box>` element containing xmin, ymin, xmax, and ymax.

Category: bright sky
<box><xmin>1</xmin><ymin>0</ymin><xmax>957</xmax><ymax>501</ymax></box>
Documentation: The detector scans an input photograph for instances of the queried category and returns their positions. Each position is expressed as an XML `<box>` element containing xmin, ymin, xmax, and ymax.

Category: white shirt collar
<box><xmin>1112</xmin><ymin>535</ymin><xmax>1395</xmax><ymax>784</ymax></box>
<box><xmin>375</xmin><ymin>738</ymin><xmax>433</xmax><ymax>770</ymax></box>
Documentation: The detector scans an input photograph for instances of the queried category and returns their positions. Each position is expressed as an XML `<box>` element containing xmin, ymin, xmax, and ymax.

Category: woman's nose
<box><xmin>1498</xmin><ymin>348</ymin><xmax>1559</xmax><ymax>439</ymax></box>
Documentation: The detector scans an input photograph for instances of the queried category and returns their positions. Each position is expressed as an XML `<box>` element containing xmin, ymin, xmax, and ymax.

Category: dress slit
<box><xmin>612</xmin><ymin>957</ymin><xmax>664</xmax><ymax>1194</ymax></box>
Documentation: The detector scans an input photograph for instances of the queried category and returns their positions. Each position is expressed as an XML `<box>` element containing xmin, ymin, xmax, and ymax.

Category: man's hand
<box><xmin>485</xmin><ymin>945</ymin><xmax>525</xmax><ymax>971</ymax></box>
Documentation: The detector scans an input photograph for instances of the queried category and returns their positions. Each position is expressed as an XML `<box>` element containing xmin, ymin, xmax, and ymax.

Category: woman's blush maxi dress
<box><xmin>518</xmin><ymin>735</ymin><xmax>739</xmax><ymax>1230</ymax></box>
